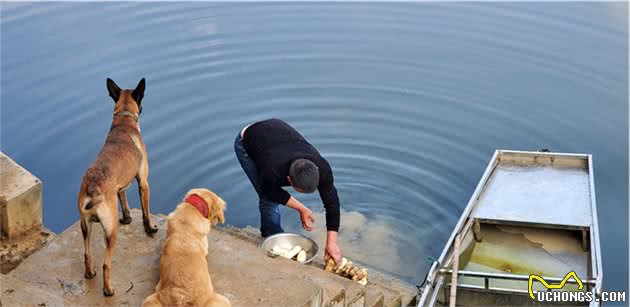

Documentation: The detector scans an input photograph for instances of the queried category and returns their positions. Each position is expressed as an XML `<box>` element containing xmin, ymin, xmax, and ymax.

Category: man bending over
<box><xmin>234</xmin><ymin>118</ymin><xmax>342</xmax><ymax>263</ymax></box>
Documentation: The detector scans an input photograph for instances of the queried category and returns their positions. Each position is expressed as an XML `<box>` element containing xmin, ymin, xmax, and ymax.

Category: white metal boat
<box><xmin>417</xmin><ymin>150</ymin><xmax>603</xmax><ymax>307</ymax></box>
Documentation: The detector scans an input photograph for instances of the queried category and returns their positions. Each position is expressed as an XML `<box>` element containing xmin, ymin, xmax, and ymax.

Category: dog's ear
<box><xmin>210</xmin><ymin>197</ymin><xmax>226</xmax><ymax>225</ymax></box>
<box><xmin>106</xmin><ymin>78</ymin><xmax>121</xmax><ymax>103</ymax></box>
<box><xmin>217</xmin><ymin>207</ymin><xmax>225</xmax><ymax>224</ymax></box>
<box><xmin>132</xmin><ymin>78</ymin><xmax>145</xmax><ymax>104</ymax></box>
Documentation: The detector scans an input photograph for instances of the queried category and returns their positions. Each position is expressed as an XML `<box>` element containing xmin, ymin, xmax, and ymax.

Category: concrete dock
<box><xmin>0</xmin><ymin>152</ymin><xmax>55</xmax><ymax>274</ymax></box>
<box><xmin>1</xmin><ymin>209</ymin><xmax>418</xmax><ymax>307</ymax></box>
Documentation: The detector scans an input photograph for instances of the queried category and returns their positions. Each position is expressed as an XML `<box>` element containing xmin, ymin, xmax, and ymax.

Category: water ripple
<box><xmin>1</xmin><ymin>2</ymin><xmax>627</xmax><ymax>287</ymax></box>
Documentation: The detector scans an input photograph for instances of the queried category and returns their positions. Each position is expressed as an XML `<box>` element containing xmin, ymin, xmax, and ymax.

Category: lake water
<box><xmin>1</xmin><ymin>2</ymin><xmax>627</xmax><ymax>294</ymax></box>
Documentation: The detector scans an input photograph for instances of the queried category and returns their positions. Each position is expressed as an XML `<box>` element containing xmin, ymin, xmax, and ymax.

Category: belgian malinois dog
<box><xmin>78</xmin><ymin>78</ymin><xmax>158</xmax><ymax>296</ymax></box>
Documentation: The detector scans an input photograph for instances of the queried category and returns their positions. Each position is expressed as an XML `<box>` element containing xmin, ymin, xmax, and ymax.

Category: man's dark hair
<box><xmin>289</xmin><ymin>159</ymin><xmax>319</xmax><ymax>193</ymax></box>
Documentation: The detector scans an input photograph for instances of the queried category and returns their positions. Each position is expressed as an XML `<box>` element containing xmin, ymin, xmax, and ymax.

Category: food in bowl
<box><xmin>270</xmin><ymin>244</ymin><xmax>308</xmax><ymax>263</ymax></box>
<box><xmin>260</xmin><ymin>233</ymin><xmax>318</xmax><ymax>264</ymax></box>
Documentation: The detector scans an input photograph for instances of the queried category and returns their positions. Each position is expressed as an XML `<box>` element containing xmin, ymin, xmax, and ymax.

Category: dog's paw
<box><xmin>103</xmin><ymin>288</ymin><xmax>115</xmax><ymax>297</ymax></box>
<box><xmin>84</xmin><ymin>270</ymin><xmax>96</xmax><ymax>279</ymax></box>
<box><xmin>144</xmin><ymin>224</ymin><xmax>158</xmax><ymax>236</ymax></box>
<box><xmin>119</xmin><ymin>216</ymin><xmax>132</xmax><ymax>225</ymax></box>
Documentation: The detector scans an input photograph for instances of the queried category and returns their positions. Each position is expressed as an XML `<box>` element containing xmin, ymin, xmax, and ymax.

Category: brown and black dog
<box><xmin>78</xmin><ymin>78</ymin><xmax>158</xmax><ymax>296</ymax></box>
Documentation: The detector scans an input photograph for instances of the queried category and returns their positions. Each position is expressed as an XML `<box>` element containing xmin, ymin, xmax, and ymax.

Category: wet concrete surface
<box><xmin>0</xmin><ymin>225</ymin><xmax>55</xmax><ymax>274</ymax></box>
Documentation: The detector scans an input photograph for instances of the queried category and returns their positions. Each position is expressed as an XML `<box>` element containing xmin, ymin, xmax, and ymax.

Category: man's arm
<box><xmin>285</xmin><ymin>179</ymin><xmax>342</xmax><ymax>263</ymax></box>
<box><xmin>260</xmin><ymin>172</ymin><xmax>291</xmax><ymax>205</ymax></box>
<box><xmin>318</xmin><ymin>169</ymin><xmax>340</xmax><ymax>232</ymax></box>
<box><xmin>325</xmin><ymin>230</ymin><xmax>341</xmax><ymax>263</ymax></box>
<box><xmin>318</xmin><ymin>164</ymin><xmax>342</xmax><ymax>263</ymax></box>
<box><xmin>287</xmin><ymin>194</ymin><xmax>341</xmax><ymax>263</ymax></box>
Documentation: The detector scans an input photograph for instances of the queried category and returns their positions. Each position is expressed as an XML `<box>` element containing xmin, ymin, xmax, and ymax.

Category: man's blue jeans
<box><xmin>234</xmin><ymin>133</ymin><xmax>284</xmax><ymax>237</ymax></box>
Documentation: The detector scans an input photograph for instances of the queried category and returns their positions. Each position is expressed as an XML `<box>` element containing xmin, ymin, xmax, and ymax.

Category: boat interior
<box><xmin>419</xmin><ymin>151</ymin><xmax>602</xmax><ymax>306</ymax></box>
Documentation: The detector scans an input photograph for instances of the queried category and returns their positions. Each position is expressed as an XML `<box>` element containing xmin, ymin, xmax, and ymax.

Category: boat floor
<box><xmin>458</xmin><ymin>224</ymin><xmax>589</xmax><ymax>292</ymax></box>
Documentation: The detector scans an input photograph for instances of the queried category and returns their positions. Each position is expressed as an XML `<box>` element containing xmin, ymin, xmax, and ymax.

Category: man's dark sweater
<box><xmin>242</xmin><ymin>118</ymin><xmax>340</xmax><ymax>232</ymax></box>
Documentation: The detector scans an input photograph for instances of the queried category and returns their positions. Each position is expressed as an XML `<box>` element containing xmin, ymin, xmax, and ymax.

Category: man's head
<box><xmin>288</xmin><ymin>159</ymin><xmax>319</xmax><ymax>193</ymax></box>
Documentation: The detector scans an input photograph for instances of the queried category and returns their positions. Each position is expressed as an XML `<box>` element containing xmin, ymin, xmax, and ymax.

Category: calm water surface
<box><xmin>1</xmin><ymin>2</ymin><xmax>628</xmax><ymax>293</ymax></box>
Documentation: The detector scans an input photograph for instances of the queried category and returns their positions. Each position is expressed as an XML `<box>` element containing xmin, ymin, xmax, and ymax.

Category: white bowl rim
<box><xmin>258</xmin><ymin>232</ymin><xmax>317</xmax><ymax>247</ymax></box>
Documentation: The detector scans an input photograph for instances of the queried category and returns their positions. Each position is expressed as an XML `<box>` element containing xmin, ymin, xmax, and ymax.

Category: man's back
<box><xmin>242</xmin><ymin>118</ymin><xmax>317</xmax><ymax>163</ymax></box>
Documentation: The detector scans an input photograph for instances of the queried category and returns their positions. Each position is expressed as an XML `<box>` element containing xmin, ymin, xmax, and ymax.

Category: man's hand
<box><xmin>287</xmin><ymin>196</ymin><xmax>315</xmax><ymax>231</ymax></box>
<box><xmin>299</xmin><ymin>206</ymin><xmax>315</xmax><ymax>231</ymax></box>
<box><xmin>324</xmin><ymin>231</ymin><xmax>342</xmax><ymax>264</ymax></box>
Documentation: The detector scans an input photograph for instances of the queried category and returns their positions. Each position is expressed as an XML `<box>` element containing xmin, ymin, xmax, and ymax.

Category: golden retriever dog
<box><xmin>142</xmin><ymin>188</ymin><xmax>230</xmax><ymax>307</ymax></box>
<box><xmin>78</xmin><ymin>78</ymin><xmax>158</xmax><ymax>296</ymax></box>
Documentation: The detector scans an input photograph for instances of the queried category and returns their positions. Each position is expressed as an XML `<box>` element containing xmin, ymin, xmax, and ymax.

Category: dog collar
<box><xmin>113</xmin><ymin>111</ymin><xmax>139</xmax><ymax>123</ymax></box>
<box><xmin>184</xmin><ymin>194</ymin><xmax>209</xmax><ymax>218</ymax></box>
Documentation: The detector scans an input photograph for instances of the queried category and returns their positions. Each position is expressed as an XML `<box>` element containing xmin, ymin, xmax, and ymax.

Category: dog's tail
<box><xmin>82</xmin><ymin>187</ymin><xmax>104</xmax><ymax>211</ymax></box>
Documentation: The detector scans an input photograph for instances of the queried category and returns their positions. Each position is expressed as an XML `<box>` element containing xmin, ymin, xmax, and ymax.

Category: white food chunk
<box><xmin>297</xmin><ymin>250</ymin><xmax>307</xmax><ymax>263</ymax></box>
<box><xmin>335</xmin><ymin>257</ymin><xmax>348</xmax><ymax>273</ymax></box>
<box><xmin>271</xmin><ymin>246</ymin><xmax>285</xmax><ymax>255</ymax></box>
<box><xmin>286</xmin><ymin>245</ymin><xmax>302</xmax><ymax>259</ymax></box>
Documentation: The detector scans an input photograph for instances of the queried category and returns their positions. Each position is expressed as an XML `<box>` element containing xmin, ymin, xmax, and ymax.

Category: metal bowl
<box><xmin>259</xmin><ymin>233</ymin><xmax>319</xmax><ymax>264</ymax></box>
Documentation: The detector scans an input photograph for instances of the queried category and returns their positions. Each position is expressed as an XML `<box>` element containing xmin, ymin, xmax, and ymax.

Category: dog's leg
<box><xmin>80</xmin><ymin>216</ymin><xmax>96</xmax><ymax>279</ymax></box>
<box><xmin>207</xmin><ymin>294</ymin><xmax>231</xmax><ymax>307</ymax></box>
<box><xmin>137</xmin><ymin>164</ymin><xmax>157</xmax><ymax>235</ymax></box>
<box><xmin>142</xmin><ymin>292</ymin><xmax>163</xmax><ymax>307</ymax></box>
<box><xmin>118</xmin><ymin>190</ymin><xmax>132</xmax><ymax>224</ymax></box>
<box><xmin>99</xmin><ymin>205</ymin><xmax>118</xmax><ymax>296</ymax></box>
